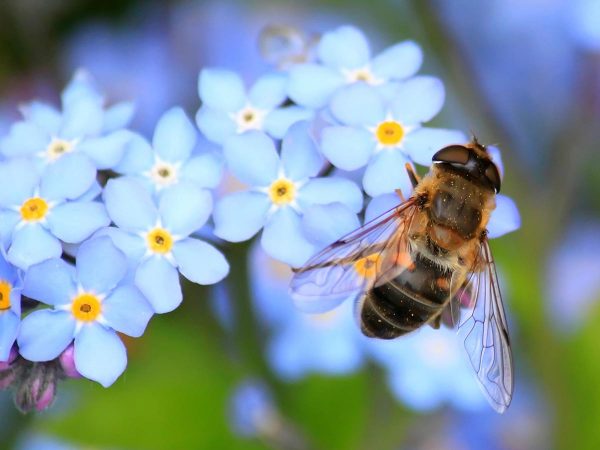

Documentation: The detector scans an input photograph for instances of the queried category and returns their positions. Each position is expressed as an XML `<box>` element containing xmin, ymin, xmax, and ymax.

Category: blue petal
<box><xmin>362</xmin><ymin>151</ymin><xmax>413</xmax><ymax>197</ymax></box>
<box><xmin>77</xmin><ymin>130</ymin><xmax>132</xmax><ymax>169</ymax></box>
<box><xmin>198</xmin><ymin>69</ymin><xmax>246</xmax><ymax>112</ymax></box>
<box><xmin>371</xmin><ymin>41</ymin><xmax>423</xmax><ymax>81</ymax></box>
<box><xmin>40</xmin><ymin>153</ymin><xmax>96</xmax><ymax>201</ymax></box>
<box><xmin>60</xmin><ymin>96</ymin><xmax>104</xmax><ymax>139</ymax></box>
<box><xmin>23</xmin><ymin>258</ymin><xmax>76</xmax><ymax>306</ymax></box>
<box><xmin>389</xmin><ymin>76</ymin><xmax>446</xmax><ymax>125</ymax></box>
<box><xmin>61</xmin><ymin>70</ymin><xmax>103</xmax><ymax>107</ymax></box>
<box><xmin>301</xmin><ymin>203</ymin><xmax>360</xmax><ymax>247</ymax></box>
<box><xmin>248</xmin><ymin>72</ymin><xmax>288</xmax><ymax>109</ymax></box>
<box><xmin>404</xmin><ymin>128</ymin><xmax>467</xmax><ymax>166</ymax></box>
<box><xmin>153</xmin><ymin>107</ymin><xmax>196</xmax><ymax>163</ymax></box>
<box><xmin>159</xmin><ymin>183</ymin><xmax>212</xmax><ymax>236</ymax></box>
<box><xmin>0</xmin><ymin>312</ymin><xmax>19</xmax><ymax>361</ymax></box>
<box><xmin>261</xmin><ymin>207</ymin><xmax>316</xmax><ymax>266</ymax></box>
<box><xmin>0</xmin><ymin>158</ymin><xmax>39</xmax><ymax>207</ymax></box>
<box><xmin>102</xmin><ymin>101</ymin><xmax>135</xmax><ymax>133</ymax></box>
<box><xmin>74</xmin><ymin>323</ymin><xmax>127</xmax><ymax>387</ymax></box>
<box><xmin>330</xmin><ymin>84</ymin><xmax>385</xmax><ymax>126</ymax></box>
<box><xmin>317</xmin><ymin>26</ymin><xmax>370</xmax><ymax>69</ymax></box>
<box><xmin>47</xmin><ymin>201</ymin><xmax>110</xmax><ymax>243</ymax></box>
<box><xmin>0</xmin><ymin>121</ymin><xmax>49</xmax><ymax>158</ymax></box>
<box><xmin>263</xmin><ymin>106</ymin><xmax>314</xmax><ymax>140</ymax></box>
<box><xmin>76</xmin><ymin>180</ymin><xmax>102</xmax><ymax>202</ymax></box>
<box><xmin>8</xmin><ymin>225</ymin><xmax>62</xmax><ymax>270</ymax></box>
<box><xmin>93</xmin><ymin>227</ymin><xmax>146</xmax><ymax>267</ymax></box>
<box><xmin>298</xmin><ymin>177</ymin><xmax>363</xmax><ymax>213</ymax></box>
<box><xmin>280</xmin><ymin>121</ymin><xmax>323</xmax><ymax>180</ymax></box>
<box><xmin>19</xmin><ymin>101</ymin><xmax>62</xmax><ymax>135</ymax></box>
<box><xmin>213</xmin><ymin>192</ymin><xmax>270</xmax><ymax>242</ymax></box>
<box><xmin>173</xmin><ymin>238</ymin><xmax>229</xmax><ymax>284</ymax></box>
<box><xmin>103</xmin><ymin>177</ymin><xmax>158</xmax><ymax>232</ymax></box>
<box><xmin>135</xmin><ymin>256</ymin><xmax>182</xmax><ymax>313</ymax></box>
<box><xmin>487</xmin><ymin>195</ymin><xmax>521</xmax><ymax>238</ymax></box>
<box><xmin>288</xmin><ymin>64</ymin><xmax>345</xmax><ymax>109</ymax></box>
<box><xmin>18</xmin><ymin>310</ymin><xmax>75</xmax><ymax>361</ymax></box>
<box><xmin>321</xmin><ymin>126</ymin><xmax>374</xmax><ymax>171</ymax></box>
<box><xmin>195</xmin><ymin>107</ymin><xmax>237</xmax><ymax>145</ymax></box>
<box><xmin>112</xmin><ymin>133</ymin><xmax>154</xmax><ymax>175</ymax></box>
<box><xmin>181</xmin><ymin>152</ymin><xmax>224</xmax><ymax>189</ymax></box>
<box><xmin>102</xmin><ymin>285</ymin><xmax>153</xmax><ymax>337</ymax></box>
<box><xmin>365</xmin><ymin>193</ymin><xmax>403</xmax><ymax>222</ymax></box>
<box><xmin>76</xmin><ymin>237</ymin><xmax>127</xmax><ymax>294</ymax></box>
<box><xmin>223</xmin><ymin>131</ymin><xmax>279</xmax><ymax>186</ymax></box>
<box><xmin>0</xmin><ymin>211</ymin><xmax>19</xmax><ymax>250</ymax></box>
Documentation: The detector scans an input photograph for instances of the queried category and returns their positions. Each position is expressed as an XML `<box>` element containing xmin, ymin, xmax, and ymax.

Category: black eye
<box><xmin>432</xmin><ymin>145</ymin><xmax>470</xmax><ymax>165</ymax></box>
<box><xmin>485</xmin><ymin>164</ymin><xmax>501</xmax><ymax>193</ymax></box>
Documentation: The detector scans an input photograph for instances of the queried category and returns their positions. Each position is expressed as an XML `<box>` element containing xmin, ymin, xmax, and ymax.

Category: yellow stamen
<box><xmin>0</xmin><ymin>281</ymin><xmax>12</xmax><ymax>310</ymax></box>
<box><xmin>354</xmin><ymin>254</ymin><xmax>381</xmax><ymax>279</ymax></box>
<box><xmin>147</xmin><ymin>228</ymin><xmax>174</xmax><ymax>254</ymax></box>
<box><xmin>46</xmin><ymin>138</ymin><xmax>74</xmax><ymax>160</ymax></box>
<box><xmin>376</xmin><ymin>121</ymin><xmax>404</xmax><ymax>146</ymax></box>
<box><xmin>268</xmin><ymin>179</ymin><xmax>295</xmax><ymax>205</ymax></box>
<box><xmin>20</xmin><ymin>197</ymin><xmax>49</xmax><ymax>222</ymax></box>
<box><xmin>71</xmin><ymin>293</ymin><xmax>102</xmax><ymax>322</ymax></box>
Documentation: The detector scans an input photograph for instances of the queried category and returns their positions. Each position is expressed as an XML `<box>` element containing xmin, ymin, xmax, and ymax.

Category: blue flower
<box><xmin>0</xmin><ymin>253</ymin><xmax>21</xmax><ymax>361</ymax></box>
<box><xmin>114</xmin><ymin>107</ymin><xmax>223</xmax><ymax>195</ymax></box>
<box><xmin>321</xmin><ymin>81</ymin><xmax>466</xmax><ymax>197</ymax></box>
<box><xmin>229</xmin><ymin>379</ymin><xmax>279</xmax><ymax>438</ymax></box>
<box><xmin>0</xmin><ymin>155</ymin><xmax>110</xmax><ymax>270</ymax></box>
<box><xmin>250</xmin><ymin>243</ymin><xmax>364</xmax><ymax>379</ymax></box>
<box><xmin>0</xmin><ymin>70</ymin><xmax>133</xmax><ymax>170</ymax></box>
<box><xmin>17</xmin><ymin>237</ymin><xmax>154</xmax><ymax>387</ymax></box>
<box><xmin>367</xmin><ymin>326</ymin><xmax>486</xmax><ymax>411</ymax></box>
<box><xmin>196</xmin><ymin>69</ymin><xmax>313</xmax><ymax>144</ymax></box>
<box><xmin>213</xmin><ymin>122</ymin><xmax>363</xmax><ymax>266</ymax></box>
<box><xmin>102</xmin><ymin>177</ymin><xmax>229</xmax><ymax>313</ymax></box>
<box><xmin>288</xmin><ymin>25</ymin><xmax>423</xmax><ymax>109</ymax></box>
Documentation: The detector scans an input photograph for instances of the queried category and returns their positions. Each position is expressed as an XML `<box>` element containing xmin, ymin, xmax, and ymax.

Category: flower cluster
<box><xmin>0</xmin><ymin>23</ymin><xmax>521</xmax><ymax>417</ymax></box>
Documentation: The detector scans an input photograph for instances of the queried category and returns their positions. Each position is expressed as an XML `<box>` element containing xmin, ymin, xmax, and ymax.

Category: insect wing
<box><xmin>290</xmin><ymin>198</ymin><xmax>417</xmax><ymax>313</ymax></box>
<box><xmin>457</xmin><ymin>239</ymin><xmax>514</xmax><ymax>413</ymax></box>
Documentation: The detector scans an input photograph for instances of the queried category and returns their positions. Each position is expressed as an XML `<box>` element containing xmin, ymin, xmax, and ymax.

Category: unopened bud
<box><xmin>14</xmin><ymin>362</ymin><xmax>58</xmax><ymax>413</ymax></box>
<box><xmin>0</xmin><ymin>346</ymin><xmax>18</xmax><ymax>371</ymax></box>
<box><xmin>59</xmin><ymin>345</ymin><xmax>81</xmax><ymax>379</ymax></box>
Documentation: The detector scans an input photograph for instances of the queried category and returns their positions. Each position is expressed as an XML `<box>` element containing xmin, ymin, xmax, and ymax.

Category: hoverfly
<box><xmin>290</xmin><ymin>139</ymin><xmax>513</xmax><ymax>413</ymax></box>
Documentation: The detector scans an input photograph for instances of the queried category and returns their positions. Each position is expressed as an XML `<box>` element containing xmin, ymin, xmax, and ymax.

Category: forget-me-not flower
<box><xmin>196</xmin><ymin>69</ymin><xmax>313</xmax><ymax>144</ymax></box>
<box><xmin>102</xmin><ymin>177</ymin><xmax>229</xmax><ymax>313</ymax></box>
<box><xmin>213</xmin><ymin>122</ymin><xmax>363</xmax><ymax>266</ymax></box>
<box><xmin>288</xmin><ymin>25</ymin><xmax>423</xmax><ymax>109</ymax></box>
<box><xmin>114</xmin><ymin>107</ymin><xmax>223</xmax><ymax>195</ymax></box>
<box><xmin>321</xmin><ymin>81</ymin><xmax>467</xmax><ymax>197</ymax></box>
<box><xmin>0</xmin><ymin>70</ymin><xmax>133</xmax><ymax>170</ymax></box>
<box><xmin>17</xmin><ymin>237</ymin><xmax>154</xmax><ymax>387</ymax></box>
<box><xmin>0</xmin><ymin>253</ymin><xmax>21</xmax><ymax>361</ymax></box>
<box><xmin>0</xmin><ymin>155</ymin><xmax>110</xmax><ymax>270</ymax></box>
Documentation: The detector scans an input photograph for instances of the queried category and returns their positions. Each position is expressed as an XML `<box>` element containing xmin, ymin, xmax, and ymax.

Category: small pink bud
<box><xmin>0</xmin><ymin>370</ymin><xmax>15</xmax><ymax>389</ymax></box>
<box><xmin>0</xmin><ymin>346</ymin><xmax>18</xmax><ymax>371</ymax></box>
<box><xmin>31</xmin><ymin>377</ymin><xmax>55</xmax><ymax>411</ymax></box>
<box><xmin>59</xmin><ymin>345</ymin><xmax>81</xmax><ymax>379</ymax></box>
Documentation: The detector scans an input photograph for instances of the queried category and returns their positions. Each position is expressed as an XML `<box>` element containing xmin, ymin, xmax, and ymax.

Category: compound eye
<box><xmin>432</xmin><ymin>145</ymin><xmax>470</xmax><ymax>165</ymax></box>
<box><xmin>485</xmin><ymin>163</ymin><xmax>501</xmax><ymax>193</ymax></box>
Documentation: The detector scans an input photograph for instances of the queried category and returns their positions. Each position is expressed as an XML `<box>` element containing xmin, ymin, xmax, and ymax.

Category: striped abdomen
<box><xmin>359</xmin><ymin>252</ymin><xmax>452</xmax><ymax>339</ymax></box>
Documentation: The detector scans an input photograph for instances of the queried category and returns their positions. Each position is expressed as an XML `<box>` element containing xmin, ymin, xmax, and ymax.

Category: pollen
<box><xmin>20</xmin><ymin>197</ymin><xmax>49</xmax><ymax>222</ymax></box>
<box><xmin>354</xmin><ymin>254</ymin><xmax>381</xmax><ymax>279</ymax></box>
<box><xmin>46</xmin><ymin>138</ymin><xmax>74</xmax><ymax>160</ymax></box>
<box><xmin>343</xmin><ymin>66</ymin><xmax>381</xmax><ymax>85</ymax></box>
<box><xmin>147</xmin><ymin>228</ymin><xmax>174</xmax><ymax>254</ymax></box>
<box><xmin>376</xmin><ymin>121</ymin><xmax>404</xmax><ymax>146</ymax></box>
<box><xmin>0</xmin><ymin>281</ymin><xmax>12</xmax><ymax>310</ymax></box>
<box><xmin>71</xmin><ymin>293</ymin><xmax>102</xmax><ymax>322</ymax></box>
<box><xmin>268</xmin><ymin>178</ymin><xmax>296</xmax><ymax>205</ymax></box>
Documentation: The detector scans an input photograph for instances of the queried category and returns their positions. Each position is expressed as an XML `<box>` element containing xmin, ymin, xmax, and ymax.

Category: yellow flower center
<box><xmin>46</xmin><ymin>138</ymin><xmax>74</xmax><ymax>160</ymax></box>
<box><xmin>0</xmin><ymin>281</ymin><xmax>12</xmax><ymax>311</ymax></box>
<box><xmin>353</xmin><ymin>254</ymin><xmax>381</xmax><ymax>279</ymax></box>
<box><xmin>268</xmin><ymin>179</ymin><xmax>296</xmax><ymax>205</ymax></box>
<box><xmin>150</xmin><ymin>162</ymin><xmax>178</xmax><ymax>187</ymax></box>
<box><xmin>147</xmin><ymin>228</ymin><xmax>174</xmax><ymax>254</ymax></box>
<box><xmin>20</xmin><ymin>197</ymin><xmax>49</xmax><ymax>222</ymax></box>
<box><xmin>71</xmin><ymin>293</ymin><xmax>102</xmax><ymax>322</ymax></box>
<box><xmin>376</xmin><ymin>121</ymin><xmax>404</xmax><ymax>146</ymax></box>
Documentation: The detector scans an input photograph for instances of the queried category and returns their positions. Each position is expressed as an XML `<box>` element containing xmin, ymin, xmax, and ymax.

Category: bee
<box><xmin>290</xmin><ymin>139</ymin><xmax>513</xmax><ymax>413</ymax></box>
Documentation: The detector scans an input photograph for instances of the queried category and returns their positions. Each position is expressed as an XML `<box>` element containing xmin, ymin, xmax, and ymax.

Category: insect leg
<box><xmin>405</xmin><ymin>163</ymin><xmax>420</xmax><ymax>188</ymax></box>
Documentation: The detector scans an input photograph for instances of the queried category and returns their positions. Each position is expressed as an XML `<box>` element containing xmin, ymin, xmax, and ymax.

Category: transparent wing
<box><xmin>457</xmin><ymin>239</ymin><xmax>514</xmax><ymax>413</ymax></box>
<box><xmin>289</xmin><ymin>198</ymin><xmax>418</xmax><ymax>313</ymax></box>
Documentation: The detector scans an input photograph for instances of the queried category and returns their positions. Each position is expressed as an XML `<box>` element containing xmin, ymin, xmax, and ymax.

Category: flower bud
<box><xmin>59</xmin><ymin>345</ymin><xmax>81</xmax><ymax>379</ymax></box>
<box><xmin>0</xmin><ymin>346</ymin><xmax>18</xmax><ymax>371</ymax></box>
<box><xmin>14</xmin><ymin>362</ymin><xmax>58</xmax><ymax>413</ymax></box>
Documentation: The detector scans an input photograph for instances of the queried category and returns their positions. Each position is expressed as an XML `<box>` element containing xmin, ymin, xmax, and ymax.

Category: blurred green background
<box><xmin>1</xmin><ymin>0</ymin><xmax>600</xmax><ymax>449</ymax></box>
